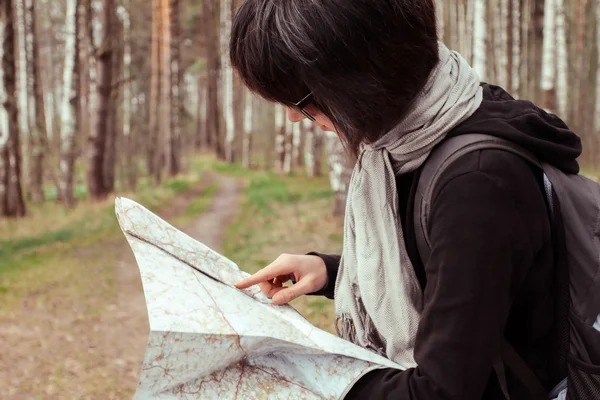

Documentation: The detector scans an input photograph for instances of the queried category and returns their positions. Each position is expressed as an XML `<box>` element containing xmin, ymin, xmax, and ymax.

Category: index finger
<box><xmin>235</xmin><ymin>258</ymin><xmax>292</xmax><ymax>289</ymax></box>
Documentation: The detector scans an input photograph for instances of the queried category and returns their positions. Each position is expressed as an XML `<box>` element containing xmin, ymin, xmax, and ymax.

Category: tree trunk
<box><xmin>15</xmin><ymin>0</ymin><xmax>29</xmax><ymax>149</ymax></box>
<box><xmin>22</xmin><ymin>0</ymin><xmax>45</xmax><ymax>203</ymax></box>
<box><xmin>166</xmin><ymin>0</ymin><xmax>180</xmax><ymax>177</ymax></box>
<box><xmin>473</xmin><ymin>0</ymin><xmax>486</xmax><ymax>81</ymax></box>
<box><xmin>303</xmin><ymin>119</ymin><xmax>323</xmax><ymax>178</ymax></box>
<box><xmin>540</xmin><ymin>0</ymin><xmax>556</xmax><ymax>112</ymax></box>
<box><xmin>519</xmin><ymin>0</ymin><xmax>533</xmax><ymax>100</ymax></box>
<box><xmin>274</xmin><ymin>104</ymin><xmax>286</xmax><ymax>173</ymax></box>
<box><xmin>292</xmin><ymin>120</ymin><xmax>302</xmax><ymax>168</ymax></box>
<box><xmin>1</xmin><ymin>0</ymin><xmax>27</xmax><ymax>217</ymax></box>
<box><xmin>196</xmin><ymin>77</ymin><xmax>207</xmax><ymax>148</ymax></box>
<box><xmin>465</xmin><ymin>0</ymin><xmax>474</xmax><ymax>64</ymax></box>
<box><xmin>448</xmin><ymin>0</ymin><xmax>457</xmax><ymax>49</ymax></box>
<box><xmin>220</xmin><ymin>0</ymin><xmax>235</xmax><ymax>163</ymax></box>
<box><xmin>86</xmin><ymin>0</ymin><xmax>114</xmax><ymax>201</ymax></box>
<box><xmin>456</xmin><ymin>0</ymin><xmax>465</xmax><ymax>55</ymax></box>
<box><xmin>579</xmin><ymin>0</ymin><xmax>594</xmax><ymax>136</ymax></box>
<box><xmin>595</xmin><ymin>0</ymin><xmax>600</xmax><ymax>136</ymax></box>
<box><xmin>59</xmin><ymin>0</ymin><xmax>80</xmax><ymax>207</ymax></box>
<box><xmin>242</xmin><ymin>90</ymin><xmax>253</xmax><ymax>169</ymax></box>
<box><xmin>498</xmin><ymin>0</ymin><xmax>509</xmax><ymax>88</ymax></box>
<box><xmin>555</xmin><ymin>0</ymin><xmax>567</xmax><ymax>116</ymax></box>
<box><xmin>118</xmin><ymin>3</ymin><xmax>135</xmax><ymax>190</ymax></box>
<box><xmin>436</xmin><ymin>0</ymin><xmax>444</xmax><ymax>43</ymax></box>
<box><xmin>149</xmin><ymin>0</ymin><xmax>162</xmax><ymax>182</ymax></box>
<box><xmin>283</xmin><ymin>120</ymin><xmax>294</xmax><ymax>175</ymax></box>
<box><xmin>529</xmin><ymin>0</ymin><xmax>544</xmax><ymax>104</ymax></box>
<box><xmin>0</xmin><ymin>14</ymin><xmax>8</xmax><ymax>214</ymax></box>
<box><xmin>103</xmin><ymin>7</ymin><xmax>120</xmax><ymax>194</ymax></box>
<box><xmin>507</xmin><ymin>0</ymin><xmax>514</xmax><ymax>92</ymax></box>
<box><xmin>325</xmin><ymin>131</ymin><xmax>353</xmax><ymax>216</ymax></box>
<box><xmin>203</xmin><ymin>0</ymin><xmax>222</xmax><ymax>158</ymax></box>
<box><xmin>510</xmin><ymin>0</ymin><xmax>522</xmax><ymax>95</ymax></box>
<box><xmin>159</xmin><ymin>0</ymin><xmax>172</xmax><ymax>179</ymax></box>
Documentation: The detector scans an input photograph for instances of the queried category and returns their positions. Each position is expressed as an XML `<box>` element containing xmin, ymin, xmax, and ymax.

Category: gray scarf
<box><xmin>334</xmin><ymin>43</ymin><xmax>483</xmax><ymax>367</ymax></box>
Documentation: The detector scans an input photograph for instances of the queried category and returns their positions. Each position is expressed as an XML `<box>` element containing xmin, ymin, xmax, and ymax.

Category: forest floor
<box><xmin>0</xmin><ymin>160</ymin><xmax>228</xmax><ymax>399</ymax></box>
<box><xmin>0</xmin><ymin>158</ymin><xmax>344</xmax><ymax>399</ymax></box>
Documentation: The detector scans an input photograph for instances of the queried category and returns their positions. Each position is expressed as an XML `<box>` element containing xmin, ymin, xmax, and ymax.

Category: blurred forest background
<box><xmin>0</xmin><ymin>0</ymin><xmax>599</xmax><ymax>398</ymax></box>
<box><xmin>0</xmin><ymin>0</ymin><xmax>598</xmax><ymax>218</ymax></box>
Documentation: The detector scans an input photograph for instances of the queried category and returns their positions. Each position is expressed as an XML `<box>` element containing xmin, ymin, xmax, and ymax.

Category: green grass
<box><xmin>0</xmin><ymin>172</ymin><xmax>205</xmax><ymax>277</ymax></box>
<box><xmin>184</xmin><ymin>183</ymin><xmax>218</xmax><ymax>217</ymax></box>
<box><xmin>219</xmin><ymin>164</ymin><xmax>341</xmax><ymax>332</ymax></box>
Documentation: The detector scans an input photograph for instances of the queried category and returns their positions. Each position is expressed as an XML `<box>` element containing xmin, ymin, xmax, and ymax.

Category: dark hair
<box><xmin>230</xmin><ymin>0</ymin><xmax>439</xmax><ymax>156</ymax></box>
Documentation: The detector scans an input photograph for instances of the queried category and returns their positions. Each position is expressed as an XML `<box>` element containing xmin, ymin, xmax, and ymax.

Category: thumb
<box><xmin>272</xmin><ymin>278</ymin><xmax>313</xmax><ymax>305</ymax></box>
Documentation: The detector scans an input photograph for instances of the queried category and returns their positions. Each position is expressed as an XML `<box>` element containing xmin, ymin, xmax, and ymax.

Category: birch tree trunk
<box><xmin>579</xmin><ymin>0</ymin><xmax>595</xmax><ymax>140</ymax></box>
<box><xmin>325</xmin><ymin>131</ymin><xmax>353</xmax><ymax>216</ymax></box>
<box><xmin>220</xmin><ymin>0</ymin><xmax>235</xmax><ymax>163</ymax></box>
<box><xmin>540</xmin><ymin>0</ymin><xmax>556</xmax><ymax>112</ymax></box>
<box><xmin>436</xmin><ymin>0</ymin><xmax>444</xmax><ymax>43</ymax></box>
<box><xmin>473</xmin><ymin>0</ymin><xmax>487</xmax><ymax>81</ymax></box>
<box><xmin>84</xmin><ymin>0</ymin><xmax>97</xmax><ymax>171</ymax></box>
<box><xmin>498</xmin><ymin>0</ymin><xmax>509</xmax><ymax>88</ymax></box>
<box><xmin>0</xmin><ymin>15</ymin><xmax>7</xmax><ymax>214</ymax></box>
<box><xmin>274</xmin><ymin>104</ymin><xmax>286</xmax><ymax>173</ymax></box>
<box><xmin>15</xmin><ymin>0</ymin><xmax>29</xmax><ymax>142</ymax></box>
<box><xmin>457</xmin><ymin>0</ymin><xmax>465</xmax><ymax>55</ymax></box>
<box><xmin>510</xmin><ymin>0</ymin><xmax>521</xmax><ymax>95</ymax></box>
<box><xmin>555</xmin><ymin>0</ymin><xmax>567</xmax><ymax>116</ymax></box>
<box><xmin>303</xmin><ymin>119</ymin><xmax>323</xmax><ymax>178</ymax></box>
<box><xmin>242</xmin><ymin>90</ymin><xmax>253</xmax><ymax>169</ymax></box>
<box><xmin>448</xmin><ymin>0</ymin><xmax>457</xmax><ymax>49</ymax></box>
<box><xmin>24</xmin><ymin>0</ymin><xmax>46</xmax><ymax>202</ymax></box>
<box><xmin>529</xmin><ymin>0</ymin><xmax>545</xmax><ymax>104</ymax></box>
<box><xmin>519</xmin><ymin>0</ymin><xmax>529</xmax><ymax>97</ymax></box>
<box><xmin>59</xmin><ymin>0</ymin><xmax>80</xmax><ymax>207</ymax></box>
<box><xmin>196</xmin><ymin>78</ymin><xmax>207</xmax><ymax>148</ymax></box>
<box><xmin>292</xmin><ymin>120</ymin><xmax>302</xmax><ymax>168</ymax></box>
<box><xmin>465</xmin><ymin>0</ymin><xmax>474</xmax><ymax>64</ymax></box>
<box><xmin>86</xmin><ymin>0</ymin><xmax>114</xmax><ymax>201</ymax></box>
<box><xmin>1</xmin><ymin>0</ymin><xmax>26</xmax><ymax>217</ymax></box>
<box><xmin>283</xmin><ymin>120</ymin><xmax>293</xmax><ymax>175</ymax></box>
<box><xmin>119</xmin><ymin>3</ymin><xmax>135</xmax><ymax>189</ymax></box>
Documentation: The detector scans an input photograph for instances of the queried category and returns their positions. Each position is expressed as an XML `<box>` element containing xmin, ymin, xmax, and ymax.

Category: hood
<box><xmin>448</xmin><ymin>84</ymin><xmax>582</xmax><ymax>174</ymax></box>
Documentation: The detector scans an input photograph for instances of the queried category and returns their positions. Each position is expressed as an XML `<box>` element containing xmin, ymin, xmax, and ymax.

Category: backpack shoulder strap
<box><xmin>414</xmin><ymin>133</ymin><xmax>542</xmax><ymax>265</ymax></box>
<box><xmin>414</xmin><ymin>133</ymin><xmax>548</xmax><ymax>400</ymax></box>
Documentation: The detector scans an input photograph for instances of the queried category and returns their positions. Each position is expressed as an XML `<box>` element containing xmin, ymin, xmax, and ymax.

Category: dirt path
<box><xmin>0</xmin><ymin>173</ymin><xmax>241</xmax><ymax>399</ymax></box>
<box><xmin>183</xmin><ymin>173</ymin><xmax>241</xmax><ymax>252</ymax></box>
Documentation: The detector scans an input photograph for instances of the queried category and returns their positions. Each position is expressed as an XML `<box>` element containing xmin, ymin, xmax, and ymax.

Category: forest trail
<box><xmin>0</xmin><ymin>174</ymin><xmax>242</xmax><ymax>399</ymax></box>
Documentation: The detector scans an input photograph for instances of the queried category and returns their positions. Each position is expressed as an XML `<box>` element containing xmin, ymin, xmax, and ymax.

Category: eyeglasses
<box><xmin>292</xmin><ymin>92</ymin><xmax>315</xmax><ymax>121</ymax></box>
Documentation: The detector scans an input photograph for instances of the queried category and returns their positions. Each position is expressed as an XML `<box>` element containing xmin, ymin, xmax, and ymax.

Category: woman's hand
<box><xmin>235</xmin><ymin>254</ymin><xmax>328</xmax><ymax>305</ymax></box>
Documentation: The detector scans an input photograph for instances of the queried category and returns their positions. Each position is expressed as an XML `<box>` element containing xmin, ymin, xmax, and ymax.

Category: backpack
<box><xmin>414</xmin><ymin>134</ymin><xmax>600</xmax><ymax>400</ymax></box>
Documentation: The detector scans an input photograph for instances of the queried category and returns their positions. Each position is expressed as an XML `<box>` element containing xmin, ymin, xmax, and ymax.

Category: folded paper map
<box><xmin>115</xmin><ymin>197</ymin><xmax>404</xmax><ymax>399</ymax></box>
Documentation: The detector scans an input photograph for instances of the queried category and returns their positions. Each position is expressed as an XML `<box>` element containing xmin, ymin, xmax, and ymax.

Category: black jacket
<box><xmin>310</xmin><ymin>84</ymin><xmax>582</xmax><ymax>399</ymax></box>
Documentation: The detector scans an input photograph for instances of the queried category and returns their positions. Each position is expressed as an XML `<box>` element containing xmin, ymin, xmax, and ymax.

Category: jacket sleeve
<box><xmin>305</xmin><ymin>252</ymin><xmax>340</xmax><ymax>300</ymax></box>
<box><xmin>344</xmin><ymin>157</ymin><xmax>548</xmax><ymax>399</ymax></box>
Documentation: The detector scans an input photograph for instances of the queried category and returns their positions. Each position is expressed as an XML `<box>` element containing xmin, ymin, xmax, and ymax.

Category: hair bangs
<box><xmin>230</xmin><ymin>1</ymin><xmax>311</xmax><ymax>107</ymax></box>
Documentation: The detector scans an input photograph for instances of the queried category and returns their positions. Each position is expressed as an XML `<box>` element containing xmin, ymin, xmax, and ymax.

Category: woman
<box><xmin>232</xmin><ymin>1</ymin><xmax>580</xmax><ymax>399</ymax></box>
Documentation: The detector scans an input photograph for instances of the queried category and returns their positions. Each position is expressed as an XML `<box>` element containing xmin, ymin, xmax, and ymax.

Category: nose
<box><xmin>287</xmin><ymin>108</ymin><xmax>306</xmax><ymax>123</ymax></box>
